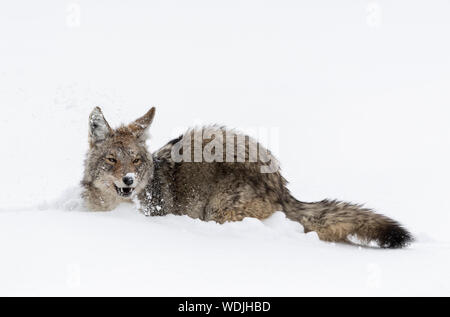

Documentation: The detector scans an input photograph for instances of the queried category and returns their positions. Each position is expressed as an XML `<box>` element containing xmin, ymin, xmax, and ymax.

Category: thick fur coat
<box><xmin>82</xmin><ymin>107</ymin><xmax>412</xmax><ymax>248</ymax></box>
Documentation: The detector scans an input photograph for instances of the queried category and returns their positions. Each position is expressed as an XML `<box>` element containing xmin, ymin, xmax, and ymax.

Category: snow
<box><xmin>1</xmin><ymin>194</ymin><xmax>448</xmax><ymax>296</ymax></box>
<box><xmin>1</xmin><ymin>0</ymin><xmax>450</xmax><ymax>296</ymax></box>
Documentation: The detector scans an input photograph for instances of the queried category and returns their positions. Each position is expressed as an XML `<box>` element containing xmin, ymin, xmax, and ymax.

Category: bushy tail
<box><xmin>283</xmin><ymin>196</ymin><xmax>413</xmax><ymax>248</ymax></box>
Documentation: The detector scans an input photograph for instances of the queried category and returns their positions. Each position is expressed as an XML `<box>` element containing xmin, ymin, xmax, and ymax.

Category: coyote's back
<box><xmin>82</xmin><ymin>107</ymin><xmax>413</xmax><ymax>248</ymax></box>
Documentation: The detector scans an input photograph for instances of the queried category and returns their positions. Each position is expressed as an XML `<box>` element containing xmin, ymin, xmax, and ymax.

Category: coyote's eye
<box><xmin>106</xmin><ymin>157</ymin><xmax>117</xmax><ymax>164</ymax></box>
<box><xmin>133</xmin><ymin>158</ymin><xmax>141</xmax><ymax>165</ymax></box>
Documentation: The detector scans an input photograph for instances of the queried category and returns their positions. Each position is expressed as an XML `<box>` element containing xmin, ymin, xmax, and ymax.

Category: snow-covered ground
<box><xmin>1</xmin><ymin>0</ymin><xmax>449</xmax><ymax>296</ymax></box>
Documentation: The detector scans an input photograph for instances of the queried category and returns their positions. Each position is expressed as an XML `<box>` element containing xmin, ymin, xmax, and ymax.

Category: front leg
<box><xmin>136</xmin><ymin>184</ymin><xmax>167</xmax><ymax>216</ymax></box>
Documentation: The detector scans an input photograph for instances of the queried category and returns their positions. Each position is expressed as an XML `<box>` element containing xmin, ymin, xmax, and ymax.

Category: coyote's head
<box><xmin>82</xmin><ymin>107</ymin><xmax>155</xmax><ymax>208</ymax></box>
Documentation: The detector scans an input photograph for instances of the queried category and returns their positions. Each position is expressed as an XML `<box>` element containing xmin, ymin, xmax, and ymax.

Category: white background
<box><xmin>0</xmin><ymin>0</ymin><xmax>449</xmax><ymax>296</ymax></box>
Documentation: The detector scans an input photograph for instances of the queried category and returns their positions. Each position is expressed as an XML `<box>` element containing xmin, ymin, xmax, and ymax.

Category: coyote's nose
<box><xmin>123</xmin><ymin>175</ymin><xmax>134</xmax><ymax>186</ymax></box>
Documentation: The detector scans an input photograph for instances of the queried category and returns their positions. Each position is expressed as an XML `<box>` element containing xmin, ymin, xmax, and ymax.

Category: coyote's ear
<box><xmin>128</xmin><ymin>107</ymin><xmax>155</xmax><ymax>139</ymax></box>
<box><xmin>88</xmin><ymin>107</ymin><xmax>113</xmax><ymax>147</ymax></box>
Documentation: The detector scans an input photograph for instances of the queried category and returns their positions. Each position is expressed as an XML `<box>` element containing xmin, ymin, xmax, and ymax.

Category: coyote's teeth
<box><xmin>113</xmin><ymin>184</ymin><xmax>134</xmax><ymax>197</ymax></box>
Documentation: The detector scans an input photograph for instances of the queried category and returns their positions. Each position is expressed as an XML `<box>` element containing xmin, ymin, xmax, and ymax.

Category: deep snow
<box><xmin>1</xmin><ymin>188</ymin><xmax>449</xmax><ymax>296</ymax></box>
<box><xmin>1</xmin><ymin>189</ymin><xmax>449</xmax><ymax>296</ymax></box>
<box><xmin>1</xmin><ymin>0</ymin><xmax>450</xmax><ymax>296</ymax></box>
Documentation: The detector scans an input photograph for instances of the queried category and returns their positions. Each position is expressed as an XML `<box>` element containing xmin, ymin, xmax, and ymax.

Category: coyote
<box><xmin>82</xmin><ymin>107</ymin><xmax>412</xmax><ymax>248</ymax></box>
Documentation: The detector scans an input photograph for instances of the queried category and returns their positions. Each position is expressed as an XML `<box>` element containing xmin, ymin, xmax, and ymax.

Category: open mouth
<box><xmin>114</xmin><ymin>185</ymin><xmax>135</xmax><ymax>197</ymax></box>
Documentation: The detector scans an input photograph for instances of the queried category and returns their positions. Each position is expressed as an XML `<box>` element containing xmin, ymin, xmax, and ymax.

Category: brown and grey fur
<box><xmin>82</xmin><ymin>107</ymin><xmax>413</xmax><ymax>248</ymax></box>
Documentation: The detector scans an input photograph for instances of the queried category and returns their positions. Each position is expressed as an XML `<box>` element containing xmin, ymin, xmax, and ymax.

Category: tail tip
<box><xmin>378</xmin><ymin>223</ymin><xmax>413</xmax><ymax>249</ymax></box>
